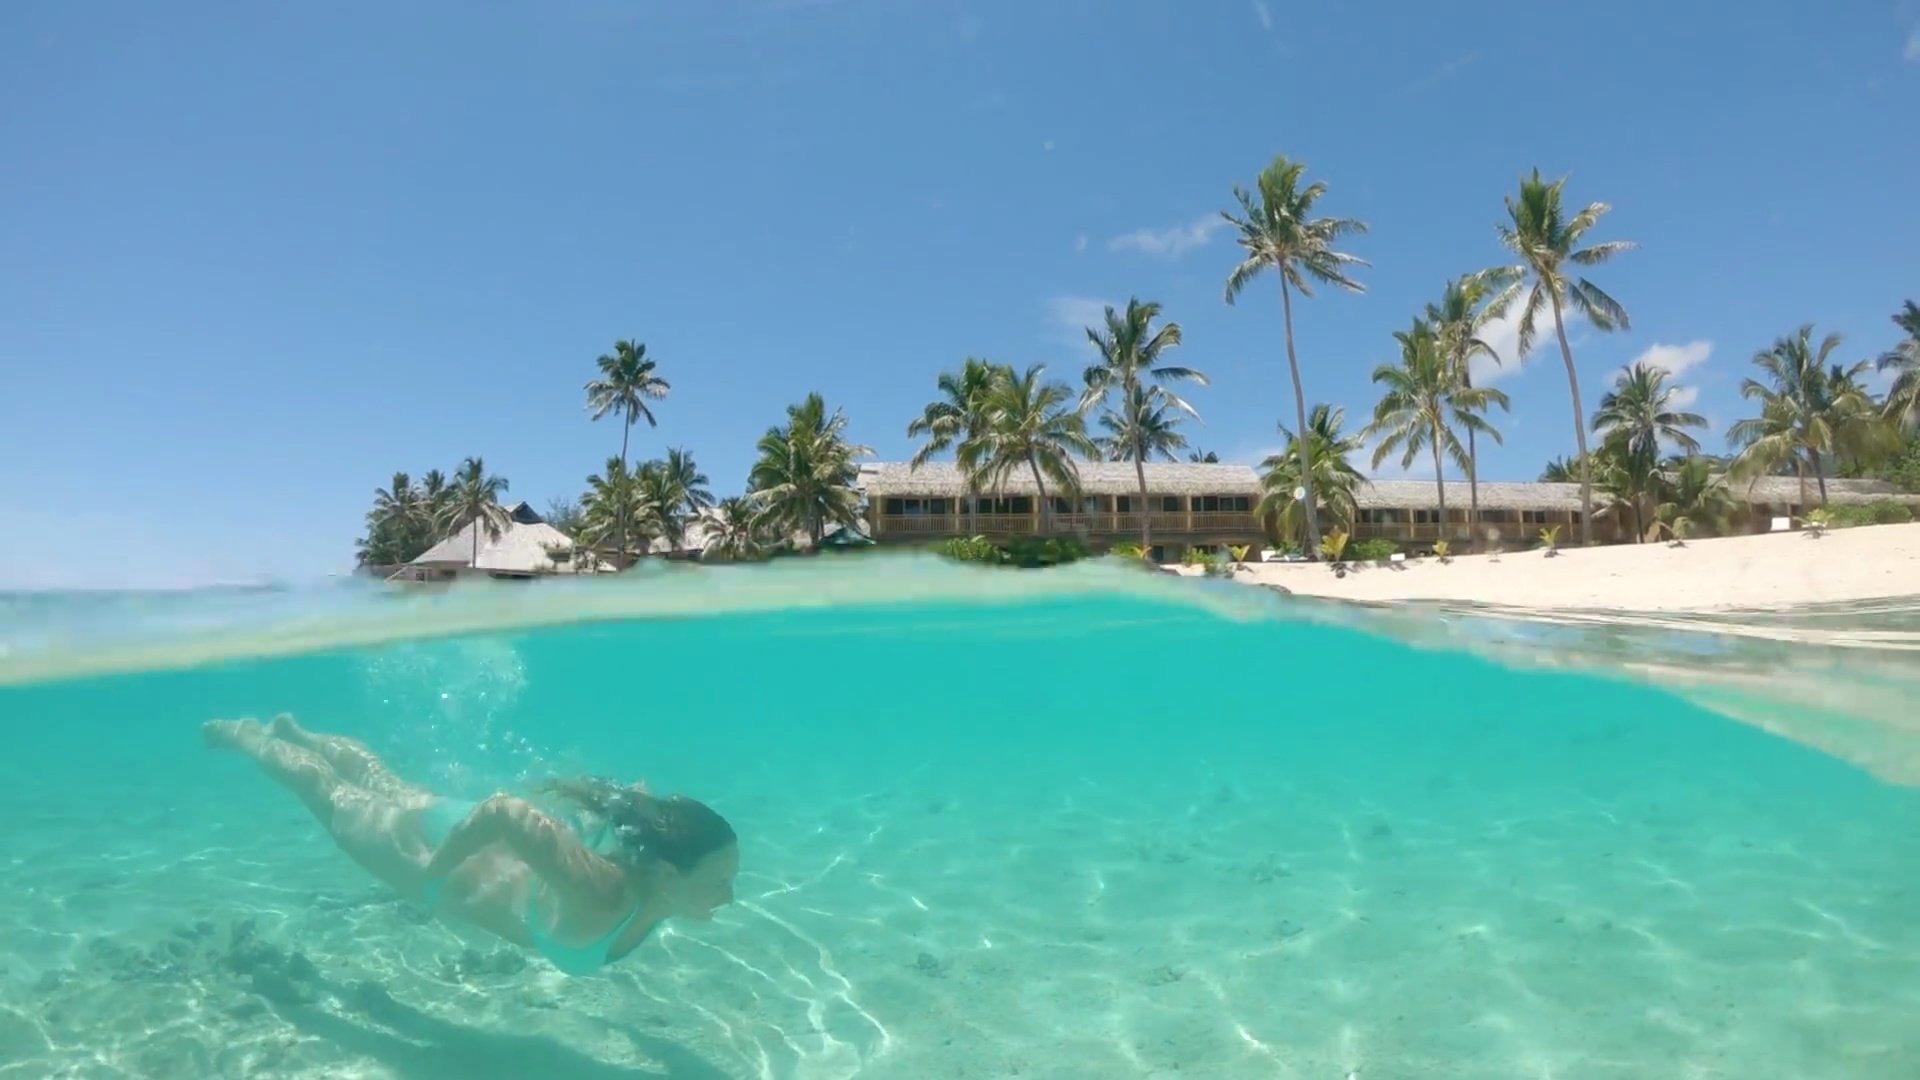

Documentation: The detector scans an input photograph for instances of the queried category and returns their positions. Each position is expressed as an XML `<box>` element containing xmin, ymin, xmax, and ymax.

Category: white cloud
<box><xmin>1250</xmin><ymin>0</ymin><xmax>1273</xmax><ymax>31</ymax></box>
<box><xmin>1108</xmin><ymin>215</ymin><xmax>1226</xmax><ymax>259</ymax></box>
<box><xmin>1045</xmin><ymin>296</ymin><xmax>1117</xmax><ymax>350</ymax></box>
<box><xmin>1669</xmin><ymin>385</ymin><xmax>1701</xmax><ymax>408</ymax></box>
<box><xmin>1472</xmin><ymin>301</ymin><xmax>1553</xmax><ymax>384</ymax></box>
<box><xmin>1623</xmin><ymin>339</ymin><xmax>1711</xmax><ymax>409</ymax></box>
<box><xmin>1073</xmin><ymin>233</ymin><xmax>1088</xmax><ymax>253</ymax></box>
<box><xmin>1906</xmin><ymin>27</ymin><xmax>1920</xmax><ymax>61</ymax></box>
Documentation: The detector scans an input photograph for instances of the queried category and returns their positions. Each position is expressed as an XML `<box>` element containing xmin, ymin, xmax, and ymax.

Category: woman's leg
<box><xmin>265</xmin><ymin>713</ymin><xmax>428</xmax><ymax>800</ymax></box>
<box><xmin>202</xmin><ymin>718</ymin><xmax>345</xmax><ymax>826</ymax></box>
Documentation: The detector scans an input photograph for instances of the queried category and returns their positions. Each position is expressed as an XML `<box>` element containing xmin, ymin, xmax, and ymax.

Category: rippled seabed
<box><xmin>2</xmin><ymin>557</ymin><xmax>1917</xmax><ymax>1080</ymax></box>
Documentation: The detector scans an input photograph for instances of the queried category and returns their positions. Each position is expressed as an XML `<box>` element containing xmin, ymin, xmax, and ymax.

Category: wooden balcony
<box><xmin>873</xmin><ymin>511</ymin><xmax>1258</xmax><ymax>538</ymax></box>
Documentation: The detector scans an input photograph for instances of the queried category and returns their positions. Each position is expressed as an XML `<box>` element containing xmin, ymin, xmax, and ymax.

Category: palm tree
<box><xmin>1080</xmin><ymin>298</ymin><xmax>1208</xmax><ymax>550</ymax></box>
<box><xmin>419</xmin><ymin>469</ymin><xmax>453</xmax><ymax>534</ymax></box>
<box><xmin>1592</xmin><ymin>362</ymin><xmax>1709</xmax><ymax>460</ymax></box>
<box><xmin>584</xmin><ymin>340</ymin><xmax>671</xmax><ymax>563</ymax></box>
<box><xmin>700</xmin><ymin>496</ymin><xmax>770</xmax><ymax>563</ymax></box>
<box><xmin>438</xmin><ymin>456</ymin><xmax>511</xmax><ymax>568</ymax></box>
<box><xmin>660</xmin><ymin>447</ymin><xmax>713</xmax><ymax>516</ymax></box>
<box><xmin>1095</xmin><ymin>383</ymin><xmax>1190</xmax><ymax>466</ymax></box>
<box><xmin>1538</xmin><ymin>455</ymin><xmax>1582</xmax><ymax>483</ymax></box>
<box><xmin>748</xmin><ymin>392</ymin><xmax>872</xmax><ymax>546</ymax></box>
<box><xmin>579</xmin><ymin>456</ymin><xmax>656</xmax><ymax>559</ymax></box>
<box><xmin>907</xmin><ymin>356</ymin><xmax>1004</xmax><ymax>534</ymax></box>
<box><xmin>1591</xmin><ymin>435</ymin><xmax>1662</xmax><ymax>542</ymax></box>
<box><xmin>1655</xmin><ymin>455</ymin><xmax>1738</xmax><ymax>542</ymax></box>
<box><xmin>1362</xmin><ymin>322</ymin><xmax>1510</xmax><ymax>542</ymax></box>
<box><xmin>1222</xmin><ymin>154</ymin><xmax>1369</xmax><ymax>557</ymax></box>
<box><xmin>1880</xmin><ymin>300</ymin><xmax>1920</xmax><ymax>432</ymax></box>
<box><xmin>1425</xmin><ymin>274</ymin><xmax>1509</xmax><ymax>549</ymax></box>
<box><xmin>1257</xmin><ymin>403</ymin><xmax>1367</xmax><ymax>549</ymax></box>
<box><xmin>1728</xmin><ymin>325</ymin><xmax>1880</xmax><ymax>506</ymax></box>
<box><xmin>1187</xmin><ymin>449</ymin><xmax>1221</xmax><ymax>463</ymax></box>
<box><xmin>1488</xmin><ymin>168</ymin><xmax>1636</xmax><ymax>545</ymax></box>
<box><xmin>958</xmin><ymin>363</ymin><xmax>1097</xmax><ymax>534</ymax></box>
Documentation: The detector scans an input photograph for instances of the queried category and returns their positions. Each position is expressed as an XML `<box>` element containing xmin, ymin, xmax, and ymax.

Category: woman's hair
<box><xmin>535</xmin><ymin>776</ymin><xmax>735</xmax><ymax>871</ymax></box>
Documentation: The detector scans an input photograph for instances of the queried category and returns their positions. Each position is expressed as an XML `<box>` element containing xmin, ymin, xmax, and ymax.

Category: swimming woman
<box><xmin>202</xmin><ymin>714</ymin><xmax>738</xmax><ymax>975</ymax></box>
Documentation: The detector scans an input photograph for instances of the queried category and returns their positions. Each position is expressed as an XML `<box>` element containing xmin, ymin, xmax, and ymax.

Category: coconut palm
<box><xmin>957</xmin><ymin>363</ymin><xmax>1097</xmax><ymax>533</ymax></box>
<box><xmin>907</xmin><ymin>356</ymin><xmax>1005</xmax><ymax>534</ymax></box>
<box><xmin>438</xmin><ymin>456</ymin><xmax>511</xmax><ymax>568</ymax></box>
<box><xmin>1655</xmin><ymin>455</ymin><xmax>1738</xmax><ymax>542</ymax></box>
<box><xmin>1591</xmin><ymin>435</ymin><xmax>1663</xmax><ymax>542</ymax></box>
<box><xmin>1222</xmin><ymin>154</ymin><xmax>1369</xmax><ymax>556</ymax></box>
<box><xmin>659</xmin><ymin>447</ymin><xmax>713</xmax><ymax>516</ymax></box>
<box><xmin>1488</xmin><ymin>168</ymin><xmax>1636</xmax><ymax>545</ymax></box>
<box><xmin>1538</xmin><ymin>455</ymin><xmax>1582</xmax><ymax>483</ymax></box>
<box><xmin>1362</xmin><ymin>321</ymin><xmax>1510</xmax><ymax>541</ymax></box>
<box><xmin>1880</xmin><ymin>300</ymin><xmax>1920</xmax><ymax>432</ymax></box>
<box><xmin>419</xmin><ymin>469</ymin><xmax>453</xmax><ymax>533</ymax></box>
<box><xmin>699</xmin><ymin>496</ymin><xmax>770</xmax><ymax>563</ymax></box>
<box><xmin>1257</xmin><ymin>403</ymin><xmax>1367</xmax><ymax>549</ymax></box>
<box><xmin>1728</xmin><ymin>325</ymin><xmax>1880</xmax><ymax>506</ymax></box>
<box><xmin>1095</xmin><ymin>383</ymin><xmax>1190</xmax><ymax>466</ymax></box>
<box><xmin>748</xmin><ymin>392</ymin><xmax>872</xmax><ymax>546</ymax></box>
<box><xmin>584</xmin><ymin>340</ymin><xmax>671</xmax><ymax>563</ymax></box>
<box><xmin>1187</xmin><ymin>449</ymin><xmax>1221</xmax><ymax>463</ymax></box>
<box><xmin>580</xmin><ymin>457</ymin><xmax>656</xmax><ymax>559</ymax></box>
<box><xmin>1592</xmin><ymin>362</ymin><xmax>1709</xmax><ymax>460</ymax></box>
<box><xmin>1425</xmin><ymin>274</ymin><xmax>1509</xmax><ymax>549</ymax></box>
<box><xmin>1080</xmin><ymin>298</ymin><xmax>1209</xmax><ymax>550</ymax></box>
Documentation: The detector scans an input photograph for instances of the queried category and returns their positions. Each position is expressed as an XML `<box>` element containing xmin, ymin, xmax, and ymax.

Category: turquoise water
<box><xmin>3</xmin><ymin>558</ymin><xmax>1918</xmax><ymax>1079</ymax></box>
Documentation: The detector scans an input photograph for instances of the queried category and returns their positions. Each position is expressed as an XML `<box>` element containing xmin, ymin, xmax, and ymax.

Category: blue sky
<box><xmin>3</xmin><ymin>1</ymin><xmax>1916</xmax><ymax>588</ymax></box>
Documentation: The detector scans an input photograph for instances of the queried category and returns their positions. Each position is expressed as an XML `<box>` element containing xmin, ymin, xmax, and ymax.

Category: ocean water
<box><xmin>2</xmin><ymin>557</ymin><xmax>1918</xmax><ymax>1080</ymax></box>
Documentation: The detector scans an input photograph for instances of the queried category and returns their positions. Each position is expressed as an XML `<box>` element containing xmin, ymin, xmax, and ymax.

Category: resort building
<box><xmin>857</xmin><ymin>461</ymin><xmax>1920</xmax><ymax>560</ymax></box>
<box><xmin>388</xmin><ymin>501</ymin><xmax>602</xmax><ymax>582</ymax></box>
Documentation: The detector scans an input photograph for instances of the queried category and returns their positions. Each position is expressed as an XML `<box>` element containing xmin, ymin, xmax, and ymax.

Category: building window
<box><xmin>1191</xmin><ymin>495</ymin><xmax>1252</xmax><ymax>513</ymax></box>
<box><xmin>972</xmin><ymin>496</ymin><xmax>1033</xmax><ymax>515</ymax></box>
<box><xmin>883</xmin><ymin>497</ymin><xmax>952</xmax><ymax>516</ymax></box>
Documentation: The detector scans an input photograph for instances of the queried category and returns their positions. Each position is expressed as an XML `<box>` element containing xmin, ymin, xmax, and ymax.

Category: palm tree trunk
<box><xmin>470</xmin><ymin>514</ymin><xmax>479</xmax><ymax>568</ymax></box>
<box><xmin>1811</xmin><ymin>449</ymin><xmax>1829</xmax><ymax>505</ymax></box>
<box><xmin>1279</xmin><ymin>278</ymin><xmax>1322</xmax><ymax>558</ymax></box>
<box><xmin>1548</xmin><ymin>290</ymin><xmax>1594</xmax><ymax>546</ymax></box>
<box><xmin>1462</xmin><ymin>364</ymin><xmax>1482</xmax><ymax>552</ymax></box>
<box><xmin>617</xmin><ymin>419</ymin><xmax>633</xmax><ymax>567</ymax></box>
<box><xmin>1430</xmin><ymin>437</ymin><xmax>1447</xmax><ymax>549</ymax></box>
<box><xmin>1134</xmin><ymin>453</ymin><xmax>1151</xmax><ymax>550</ymax></box>
<box><xmin>1026</xmin><ymin>455</ymin><xmax>1051</xmax><ymax>534</ymax></box>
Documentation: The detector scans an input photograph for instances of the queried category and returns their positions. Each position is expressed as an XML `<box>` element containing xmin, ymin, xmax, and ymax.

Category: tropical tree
<box><xmin>1592</xmin><ymin>362</ymin><xmax>1709</xmax><ymax>461</ymax></box>
<box><xmin>1591</xmin><ymin>435</ymin><xmax>1662</xmax><ymax>542</ymax></box>
<box><xmin>659</xmin><ymin>447</ymin><xmax>714</xmax><ymax>516</ymax></box>
<box><xmin>1538</xmin><ymin>455</ymin><xmax>1583</xmax><ymax>483</ymax></box>
<box><xmin>1187</xmin><ymin>449</ymin><xmax>1221</xmax><ymax>463</ymax></box>
<box><xmin>697</xmin><ymin>496</ymin><xmax>771</xmax><ymax>563</ymax></box>
<box><xmin>957</xmin><ymin>363</ymin><xmax>1097</xmax><ymax>533</ymax></box>
<box><xmin>1728</xmin><ymin>325</ymin><xmax>1881</xmax><ymax>506</ymax></box>
<box><xmin>1488</xmin><ymin>168</ymin><xmax>1636</xmax><ymax>545</ymax></box>
<box><xmin>355</xmin><ymin>472</ymin><xmax>423</xmax><ymax>567</ymax></box>
<box><xmin>1425</xmin><ymin>274</ymin><xmax>1510</xmax><ymax>549</ymax></box>
<box><xmin>1257</xmin><ymin>403</ymin><xmax>1366</xmax><ymax>549</ymax></box>
<box><xmin>438</xmin><ymin>456</ymin><xmax>511</xmax><ymax>568</ymax></box>
<box><xmin>1222</xmin><ymin>153</ymin><xmax>1368</xmax><ymax>557</ymax></box>
<box><xmin>584</xmin><ymin>340</ymin><xmax>671</xmax><ymax>563</ymax></box>
<box><xmin>1079</xmin><ymin>298</ymin><xmax>1208</xmax><ymax>550</ymax></box>
<box><xmin>1655</xmin><ymin>455</ymin><xmax>1738</xmax><ymax>541</ymax></box>
<box><xmin>748</xmin><ymin>392</ymin><xmax>872</xmax><ymax>546</ymax></box>
<box><xmin>906</xmin><ymin>356</ymin><xmax>1005</xmax><ymax>534</ymax></box>
<box><xmin>419</xmin><ymin>469</ymin><xmax>453</xmax><ymax>533</ymax></box>
<box><xmin>1880</xmin><ymin>300</ymin><xmax>1920</xmax><ymax>432</ymax></box>
<box><xmin>1362</xmin><ymin>321</ymin><xmax>1509</xmax><ymax>540</ymax></box>
<box><xmin>543</xmin><ymin>497</ymin><xmax>585</xmax><ymax>538</ymax></box>
<box><xmin>580</xmin><ymin>457</ymin><xmax>657</xmax><ymax>559</ymax></box>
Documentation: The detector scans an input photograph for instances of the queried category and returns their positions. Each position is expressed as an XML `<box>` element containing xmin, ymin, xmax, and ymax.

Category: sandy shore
<box><xmin>1186</xmin><ymin>521</ymin><xmax>1920</xmax><ymax>612</ymax></box>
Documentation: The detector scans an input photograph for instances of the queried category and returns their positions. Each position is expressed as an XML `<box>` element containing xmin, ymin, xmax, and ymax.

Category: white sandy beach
<box><xmin>1187</xmin><ymin>522</ymin><xmax>1920</xmax><ymax>612</ymax></box>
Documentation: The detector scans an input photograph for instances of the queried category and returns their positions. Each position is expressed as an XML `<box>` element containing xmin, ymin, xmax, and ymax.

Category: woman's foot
<box><xmin>267</xmin><ymin>713</ymin><xmax>313</xmax><ymax>746</ymax></box>
<box><xmin>202</xmin><ymin>717</ymin><xmax>265</xmax><ymax>749</ymax></box>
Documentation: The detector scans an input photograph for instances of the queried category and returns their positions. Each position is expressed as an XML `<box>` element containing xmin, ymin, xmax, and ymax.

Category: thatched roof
<box><xmin>410</xmin><ymin>502</ymin><xmax>582</xmax><ymax>573</ymax></box>
<box><xmin>1354</xmin><ymin>480</ymin><xmax>1586</xmax><ymax>512</ymax></box>
<box><xmin>1727</xmin><ymin>476</ymin><xmax>1918</xmax><ymax>506</ymax></box>
<box><xmin>855</xmin><ymin>461</ymin><xmax>1261</xmax><ymax>498</ymax></box>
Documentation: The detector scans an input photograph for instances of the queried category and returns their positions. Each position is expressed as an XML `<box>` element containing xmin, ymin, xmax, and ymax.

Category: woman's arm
<box><xmin>424</xmin><ymin>794</ymin><xmax>624</xmax><ymax>904</ymax></box>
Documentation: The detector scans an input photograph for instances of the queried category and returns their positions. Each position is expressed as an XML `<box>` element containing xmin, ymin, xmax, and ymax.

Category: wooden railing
<box><xmin>873</xmin><ymin>512</ymin><xmax>1259</xmax><ymax>537</ymax></box>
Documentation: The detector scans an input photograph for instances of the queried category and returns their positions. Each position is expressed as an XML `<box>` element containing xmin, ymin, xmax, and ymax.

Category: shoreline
<box><xmin>1178</xmin><ymin>521</ymin><xmax>1920</xmax><ymax>613</ymax></box>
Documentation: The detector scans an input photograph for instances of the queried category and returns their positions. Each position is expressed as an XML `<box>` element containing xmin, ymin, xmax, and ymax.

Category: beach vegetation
<box><xmin>907</xmin><ymin>357</ymin><xmax>1006</xmax><ymax>536</ymax></box>
<box><xmin>1223</xmin><ymin>153</ymin><xmax>1369</xmax><ymax>558</ymax></box>
<box><xmin>1431</xmin><ymin>538</ymin><xmax>1452</xmax><ymax>561</ymax></box>
<box><xmin>584</xmin><ymin>340</ymin><xmax>671</xmax><ymax>565</ymax></box>
<box><xmin>1361</xmin><ymin>318</ymin><xmax>1509</xmax><ymax>540</ymax></box>
<box><xmin>1349</xmin><ymin>538</ymin><xmax>1397</xmax><ymax>562</ymax></box>
<box><xmin>1425</xmin><ymin>273</ymin><xmax>1512</xmax><ymax>550</ymax></box>
<box><xmin>748</xmin><ymin>392</ymin><xmax>872</xmax><ymax>548</ymax></box>
<box><xmin>1728</xmin><ymin>325</ymin><xmax>1886</xmax><ymax>506</ymax></box>
<box><xmin>1258</xmin><ymin>403</ymin><xmax>1366</xmax><ymax>549</ymax></box>
<box><xmin>1878</xmin><ymin>300</ymin><xmax>1920</xmax><ymax>433</ymax></box>
<box><xmin>1081</xmin><ymin>298</ymin><xmax>1209</xmax><ymax>551</ymax></box>
<box><xmin>955</xmin><ymin>364</ymin><xmax>1098</xmax><ymax>534</ymax></box>
<box><xmin>440</xmin><ymin>456</ymin><xmax>513</xmax><ymax>568</ymax></box>
<box><xmin>1538</xmin><ymin>524</ymin><xmax>1562</xmax><ymax>556</ymax></box>
<box><xmin>1487</xmin><ymin>168</ymin><xmax>1636</xmax><ymax>547</ymax></box>
<box><xmin>1319</xmin><ymin>528</ymin><xmax>1351</xmax><ymax>567</ymax></box>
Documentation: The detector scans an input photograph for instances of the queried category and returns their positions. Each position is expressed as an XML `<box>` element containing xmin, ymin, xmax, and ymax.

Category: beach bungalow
<box><xmin>1350</xmin><ymin>480</ymin><xmax>1621</xmax><ymax>547</ymax></box>
<box><xmin>855</xmin><ymin>461</ymin><xmax>1265</xmax><ymax>563</ymax></box>
<box><xmin>387</xmin><ymin>501</ymin><xmax>594</xmax><ymax>582</ymax></box>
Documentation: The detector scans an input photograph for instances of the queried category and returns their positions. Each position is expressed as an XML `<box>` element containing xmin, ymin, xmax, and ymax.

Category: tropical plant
<box><xmin>1079</xmin><ymin>297</ymin><xmax>1208</xmax><ymax>550</ymax></box>
<box><xmin>1728</xmin><ymin>324</ymin><xmax>1884</xmax><ymax>506</ymax></box>
<box><xmin>1538</xmin><ymin>455</ymin><xmax>1583</xmax><ymax>483</ymax></box>
<box><xmin>544</xmin><ymin>497</ymin><xmax>585</xmax><ymax>539</ymax></box>
<box><xmin>1187</xmin><ymin>449</ymin><xmax>1221</xmax><ymax>463</ymax></box>
<box><xmin>699</xmin><ymin>496</ymin><xmax>773</xmax><ymax>563</ymax></box>
<box><xmin>748</xmin><ymin>392</ymin><xmax>872</xmax><ymax>546</ymax></box>
<box><xmin>1425</xmin><ymin>273</ymin><xmax>1510</xmax><ymax>549</ymax></box>
<box><xmin>1350</xmin><ymin>538</ymin><xmax>1397</xmax><ymax>562</ymax></box>
<box><xmin>1592</xmin><ymin>362</ymin><xmax>1708</xmax><ymax>462</ymax></box>
<box><xmin>935</xmin><ymin>535</ymin><xmax>1002</xmax><ymax>564</ymax></box>
<box><xmin>907</xmin><ymin>356</ymin><xmax>1006</xmax><ymax>534</ymax></box>
<box><xmin>1222</xmin><ymin>153</ymin><xmax>1369</xmax><ymax>557</ymax></box>
<box><xmin>579</xmin><ymin>456</ymin><xmax>657</xmax><ymax>559</ymax></box>
<box><xmin>956</xmin><ymin>363</ymin><xmax>1097</xmax><ymax>533</ymax></box>
<box><xmin>1319</xmin><ymin>528</ymin><xmax>1350</xmax><ymax>567</ymax></box>
<box><xmin>1591</xmin><ymin>434</ymin><xmax>1663</xmax><ymax>542</ymax></box>
<box><xmin>1362</xmin><ymin>320</ymin><xmax>1510</xmax><ymax>541</ymax></box>
<box><xmin>438</xmin><ymin>456</ymin><xmax>511</xmax><ymax>568</ymax></box>
<box><xmin>1879</xmin><ymin>300</ymin><xmax>1920</xmax><ymax>432</ymax></box>
<box><xmin>1488</xmin><ymin>168</ymin><xmax>1636</xmax><ymax>546</ymax></box>
<box><xmin>584</xmin><ymin>340</ymin><xmax>671</xmax><ymax>563</ymax></box>
<box><xmin>1538</xmin><ymin>524</ymin><xmax>1562</xmax><ymax>556</ymax></box>
<box><xmin>1257</xmin><ymin>403</ymin><xmax>1367</xmax><ymax>548</ymax></box>
<box><xmin>1654</xmin><ymin>455</ymin><xmax>1738</xmax><ymax>543</ymax></box>
<box><xmin>1431</xmin><ymin>538</ymin><xmax>1452</xmax><ymax>562</ymax></box>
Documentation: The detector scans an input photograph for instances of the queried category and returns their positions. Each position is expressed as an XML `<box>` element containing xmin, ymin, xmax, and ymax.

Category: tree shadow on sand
<box><xmin>269</xmin><ymin>977</ymin><xmax>739</xmax><ymax>1080</ymax></box>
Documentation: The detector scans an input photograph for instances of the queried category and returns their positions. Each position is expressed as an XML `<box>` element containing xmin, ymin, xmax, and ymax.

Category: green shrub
<box><xmin>1349</xmin><ymin>538</ymin><xmax>1397</xmax><ymax>562</ymax></box>
<box><xmin>1108</xmin><ymin>541</ymin><xmax>1147</xmax><ymax>560</ymax></box>
<box><xmin>935</xmin><ymin>535</ymin><xmax>1003</xmax><ymax>564</ymax></box>
<box><xmin>1181</xmin><ymin>546</ymin><xmax>1217</xmax><ymax>566</ymax></box>
<box><xmin>1870</xmin><ymin>499</ymin><xmax>1915</xmax><ymax>525</ymax></box>
<box><xmin>1001</xmin><ymin>535</ymin><xmax>1089</xmax><ymax>568</ymax></box>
